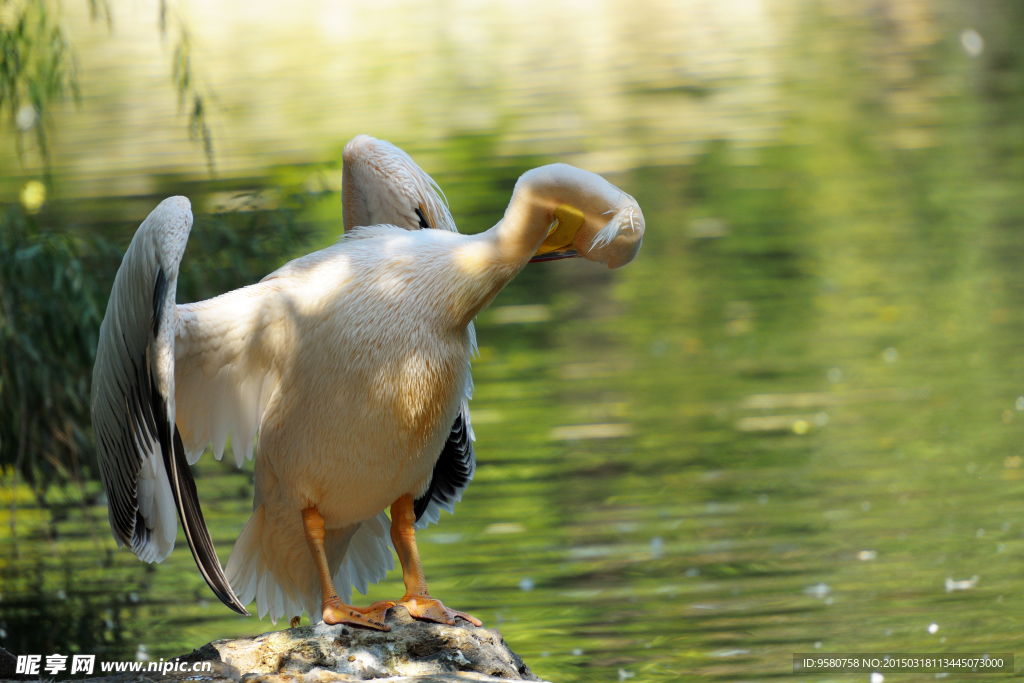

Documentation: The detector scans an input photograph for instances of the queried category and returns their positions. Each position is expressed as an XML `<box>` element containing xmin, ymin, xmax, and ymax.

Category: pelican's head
<box><xmin>521</xmin><ymin>164</ymin><xmax>645</xmax><ymax>269</ymax></box>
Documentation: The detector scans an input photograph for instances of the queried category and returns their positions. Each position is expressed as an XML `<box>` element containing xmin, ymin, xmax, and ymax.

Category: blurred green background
<box><xmin>3</xmin><ymin>0</ymin><xmax>1024</xmax><ymax>680</ymax></box>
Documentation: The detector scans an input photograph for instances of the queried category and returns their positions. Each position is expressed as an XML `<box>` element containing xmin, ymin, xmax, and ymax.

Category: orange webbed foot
<box><xmin>322</xmin><ymin>599</ymin><xmax>395</xmax><ymax>631</ymax></box>
<box><xmin>399</xmin><ymin>594</ymin><xmax>482</xmax><ymax>627</ymax></box>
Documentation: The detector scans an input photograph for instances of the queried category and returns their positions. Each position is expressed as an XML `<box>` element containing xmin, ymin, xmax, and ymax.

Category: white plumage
<box><xmin>91</xmin><ymin>135</ymin><xmax>644</xmax><ymax>628</ymax></box>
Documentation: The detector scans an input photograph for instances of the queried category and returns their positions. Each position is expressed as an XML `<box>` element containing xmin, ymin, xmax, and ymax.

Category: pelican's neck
<box><xmin>490</xmin><ymin>182</ymin><xmax>561</xmax><ymax>266</ymax></box>
<box><xmin>448</xmin><ymin>179</ymin><xmax>558</xmax><ymax>326</ymax></box>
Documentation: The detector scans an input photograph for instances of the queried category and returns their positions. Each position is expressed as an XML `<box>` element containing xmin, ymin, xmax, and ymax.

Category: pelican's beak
<box><xmin>529</xmin><ymin>249</ymin><xmax>579</xmax><ymax>262</ymax></box>
<box><xmin>528</xmin><ymin>205</ymin><xmax>585</xmax><ymax>263</ymax></box>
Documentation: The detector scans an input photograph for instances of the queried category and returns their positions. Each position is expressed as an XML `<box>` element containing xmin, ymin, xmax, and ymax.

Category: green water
<box><xmin>4</xmin><ymin>1</ymin><xmax>1024</xmax><ymax>681</ymax></box>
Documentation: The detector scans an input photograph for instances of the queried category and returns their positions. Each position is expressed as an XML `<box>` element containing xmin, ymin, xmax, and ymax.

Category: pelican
<box><xmin>90</xmin><ymin>135</ymin><xmax>644</xmax><ymax>630</ymax></box>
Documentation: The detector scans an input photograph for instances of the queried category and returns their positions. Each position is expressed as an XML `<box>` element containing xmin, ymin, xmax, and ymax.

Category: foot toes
<box><xmin>399</xmin><ymin>596</ymin><xmax>480</xmax><ymax>627</ymax></box>
<box><xmin>322</xmin><ymin>600</ymin><xmax>393</xmax><ymax>631</ymax></box>
<box><xmin>451</xmin><ymin>609</ymin><xmax>483</xmax><ymax>627</ymax></box>
<box><xmin>363</xmin><ymin>601</ymin><xmax>395</xmax><ymax>624</ymax></box>
<box><xmin>400</xmin><ymin>596</ymin><xmax>448</xmax><ymax>624</ymax></box>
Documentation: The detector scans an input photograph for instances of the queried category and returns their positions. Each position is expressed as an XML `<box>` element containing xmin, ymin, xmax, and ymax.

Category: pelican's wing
<box><xmin>173</xmin><ymin>281</ymin><xmax>283</xmax><ymax>467</ymax></box>
<box><xmin>414</xmin><ymin>402</ymin><xmax>476</xmax><ymax>528</ymax></box>
<box><xmin>91</xmin><ymin>197</ymin><xmax>248</xmax><ymax>615</ymax></box>
<box><xmin>342</xmin><ymin>134</ymin><xmax>456</xmax><ymax>233</ymax></box>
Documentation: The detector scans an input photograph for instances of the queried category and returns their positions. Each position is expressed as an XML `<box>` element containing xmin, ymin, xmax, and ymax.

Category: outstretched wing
<box><xmin>90</xmin><ymin>197</ymin><xmax>248</xmax><ymax>615</ymax></box>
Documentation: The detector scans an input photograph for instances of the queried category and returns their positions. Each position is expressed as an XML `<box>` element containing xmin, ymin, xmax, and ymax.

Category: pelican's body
<box><xmin>177</xmin><ymin>228</ymin><xmax>480</xmax><ymax>619</ymax></box>
<box><xmin>91</xmin><ymin>136</ymin><xmax>644</xmax><ymax>627</ymax></box>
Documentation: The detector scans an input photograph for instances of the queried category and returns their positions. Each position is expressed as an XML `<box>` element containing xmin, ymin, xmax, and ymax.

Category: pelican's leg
<box><xmin>301</xmin><ymin>507</ymin><xmax>395</xmax><ymax>630</ymax></box>
<box><xmin>390</xmin><ymin>495</ymin><xmax>483</xmax><ymax>626</ymax></box>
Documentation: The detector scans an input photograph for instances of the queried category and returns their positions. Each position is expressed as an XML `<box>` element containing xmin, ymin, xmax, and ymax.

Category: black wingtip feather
<box><xmin>165</xmin><ymin>430</ymin><xmax>250</xmax><ymax>616</ymax></box>
<box><xmin>414</xmin><ymin>207</ymin><xmax>431</xmax><ymax>230</ymax></box>
<box><xmin>152</xmin><ymin>268</ymin><xmax>167</xmax><ymax>337</ymax></box>
<box><xmin>415</xmin><ymin>409</ymin><xmax>475</xmax><ymax>521</ymax></box>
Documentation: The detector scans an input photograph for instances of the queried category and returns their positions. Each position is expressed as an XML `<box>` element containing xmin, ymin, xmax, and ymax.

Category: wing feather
<box><xmin>91</xmin><ymin>197</ymin><xmax>247</xmax><ymax>614</ymax></box>
<box><xmin>92</xmin><ymin>197</ymin><xmax>190</xmax><ymax>562</ymax></box>
<box><xmin>173</xmin><ymin>280</ymin><xmax>284</xmax><ymax>466</ymax></box>
<box><xmin>414</xmin><ymin>399</ymin><xmax>476</xmax><ymax>528</ymax></box>
<box><xmin>342</xmin><ymin>134</ymin><xmax>456</xmax><ymax>233</ymax></box>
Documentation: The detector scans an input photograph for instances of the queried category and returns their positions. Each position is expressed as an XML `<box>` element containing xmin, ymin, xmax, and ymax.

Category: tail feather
<box><xmin>227</xmin><ymin>505</ymin><xmax>393</xmax><ymax>624</ymax></box>
<box><xmin>337</xmin><ymin>512</ymin><xmax>393</xmax><ymax>599</ymax></box>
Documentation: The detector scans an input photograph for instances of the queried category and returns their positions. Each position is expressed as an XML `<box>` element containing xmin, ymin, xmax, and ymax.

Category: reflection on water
<box><xmin>4</xmin><ymin>0</ymin><xmax>1024</xmax><ymax>681</ymax></box>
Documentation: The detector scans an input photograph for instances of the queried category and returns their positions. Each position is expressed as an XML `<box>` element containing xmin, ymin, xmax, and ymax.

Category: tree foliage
<box><xmin>0</xmin><ymin>205</ymin><xmax>106</xmax><ymax>493</ymax></box>
<box><xmin>0</xmin><ymin>0</ymin><xmax>214</xmax><ymax>170</ymax></box>
<box><xmin>0</xmin><ymin>0</ymin><xmax>80</xmax><ymax>165</ymax></box>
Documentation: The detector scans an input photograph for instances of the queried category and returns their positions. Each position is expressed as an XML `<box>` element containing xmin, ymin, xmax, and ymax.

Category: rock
<box><xmin>80</xmin><ymin>607</ymin><xmax>548</xmax><ymax>683</ymax></box>
<box><xmin>0</xmin><ymin>647</ymin><xmax>22</xmax><ymax>681</ymax></box>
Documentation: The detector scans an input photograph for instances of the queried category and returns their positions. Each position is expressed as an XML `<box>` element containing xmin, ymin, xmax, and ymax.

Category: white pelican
<box><xmin>90</xmin><ymin>135</ymin><xmax>644</xmax><ymax>630</ymax></box>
